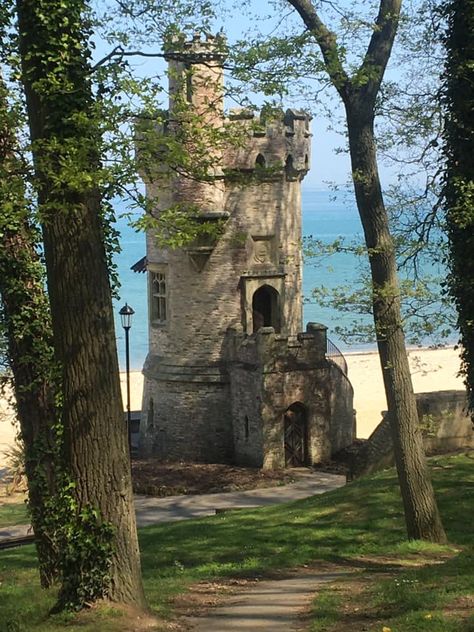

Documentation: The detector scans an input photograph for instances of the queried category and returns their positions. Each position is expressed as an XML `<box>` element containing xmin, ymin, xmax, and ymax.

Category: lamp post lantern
<box><xmin>119</xmin><ymin>303</ymin><xmax>135</xmax><ymax>455</ymax></box>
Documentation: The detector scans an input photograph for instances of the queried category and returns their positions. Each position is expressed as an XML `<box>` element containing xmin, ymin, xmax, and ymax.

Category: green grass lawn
<box><xmin>0</xmin><ymin>501</ymin><xmax>28</xmax><ymax>528</ymax></box>
<box><xmin>0</xmin><ymin>453</ymin><xmax>473</xmax><ymax>631</ymax></box>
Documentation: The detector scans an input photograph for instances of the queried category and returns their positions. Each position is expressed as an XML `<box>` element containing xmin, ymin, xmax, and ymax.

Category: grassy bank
<box><xmin>0</xmin><ymin>453</ymin><xmax>473</xmax><ymax>631</ymax></box>
<box><xmin>0</xmin><ymin>501</ymin><xmax>28</xmax><ymax>528</ymax></box>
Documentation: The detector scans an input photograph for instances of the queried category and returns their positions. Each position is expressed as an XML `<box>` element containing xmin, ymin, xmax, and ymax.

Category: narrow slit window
<box><xmin>151</xmin><ymin>271</ymin><xmax>167</xmax><ymax>324</ymax></box>
<box><xmin>244</xmin><ymin>415</ymin><xmax>250</xmax><ymax>440</ymax></box>
<box><xmin>185</xmin><ymin>64</ymin><xmax>193</xmax><ymax>103</ymax></box>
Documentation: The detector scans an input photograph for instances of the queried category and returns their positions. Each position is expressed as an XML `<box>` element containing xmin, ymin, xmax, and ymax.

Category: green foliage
<box><xmin>0</xmin><ymin>61</ymin><xmax>64</xmax><ymax>588</ymax></box>
<box><xmin>304</xmin><ymin>231</ymin><xmax>454</xmax><ymax>345</ymax></box>
<box><xmin>133</xmin><ymin>201</ymin><xmax>226</xmax><ymax>249</ymax></box>
<box><xmin>52</xmin><ymin>495</ymin><xmax>115</xmax><ymax>611</ymax></box>
<box><xmin>441</xmin><ymin>0</ymin><xmax>474</xmax><ymax>416</ymax></box>
<box><xmin>1</xmin><ymin>0</ymin><xmax>121</xmax><ymax>609</ymax></box>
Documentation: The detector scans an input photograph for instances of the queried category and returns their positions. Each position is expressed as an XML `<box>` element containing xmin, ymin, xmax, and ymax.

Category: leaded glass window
<box><xmin>151</xmin><ymin>271</ymin><xmax>167</xmax><ymax>324</ymax></box>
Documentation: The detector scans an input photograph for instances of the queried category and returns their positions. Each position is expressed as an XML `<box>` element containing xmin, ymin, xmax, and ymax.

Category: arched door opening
<box><xmin>255</xmin><ymin>153</ymin><xmax>266</xmax><ymax>168</ymax></box>
<box><xmin>284</xmin><ymin>403</ymin><xmax>308</xmax><ymax>467</ymax></box>
<box><xmin>252</xmin><ymin>285</ymin><xmax>280</xmax><ymax>333</ymax></box>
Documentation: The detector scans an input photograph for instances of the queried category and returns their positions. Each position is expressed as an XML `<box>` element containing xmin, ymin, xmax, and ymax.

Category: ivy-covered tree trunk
<box><xmin>287</xmin><ymin>0</ymin><xmax>447</xmax><ymax>541</ymax></box>
<box><xmin>0</xmin><ymin>78</ymin><xmax>60</xmax><ymax>587</ymax></box>
<box><xmin>442</xmin><ymin>0</ymin><xmax>474</xmax><ymax>419</ymax></box>
<box><xmin>16</xmin><ymin>0</ymin><xmax>146</xmax><ymax>609</ymax></box>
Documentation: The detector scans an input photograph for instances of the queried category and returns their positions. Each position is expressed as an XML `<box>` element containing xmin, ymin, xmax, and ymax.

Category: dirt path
<box><xmin>182</xmin><ymin>570</ymin><xmax>349</xmax><ymax>631</ymax></box>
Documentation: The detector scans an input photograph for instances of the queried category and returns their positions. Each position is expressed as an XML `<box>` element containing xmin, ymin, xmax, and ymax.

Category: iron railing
<box><xmin>326</xmin><ymin>337</ymin><xmax>348</xmax><ymax>375</ymax></box>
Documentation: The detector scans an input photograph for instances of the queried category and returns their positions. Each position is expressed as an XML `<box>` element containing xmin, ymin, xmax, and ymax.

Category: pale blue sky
<box><xmin>93</xmin><ymin>0</ymin><xmax>427</xmax><ymax>190</ymax></box>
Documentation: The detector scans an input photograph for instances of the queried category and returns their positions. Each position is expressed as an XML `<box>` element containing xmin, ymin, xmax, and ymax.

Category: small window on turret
<box><xmin>244</xmin><ymin>415</ymin><xmax>250</xmax><ymax>440</ymax></box>
<box><xmin>285</xmin><ymin>154</ymin><xmax>297</xmax><ymax>179</ymax></box>
<box><xmin>184</xmin><ymin>64</ymin><xmax>193</xmax><ymax>103</ymax></box>
<box><xmin>150</xmin><ymin>269</ymin><xmax>167</xmax><ymax>325</ymax></box>
<box><xmin>255</xmin><ymin>153</ymin><xmax>266</xmax><ymax>168</ymax></box>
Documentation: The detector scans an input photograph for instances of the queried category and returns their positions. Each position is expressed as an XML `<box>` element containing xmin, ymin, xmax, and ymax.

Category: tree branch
<box><xmin>286</xmin><ymin>0</ymin><xmax>351</xmax><ymax>99</ymax></box>
<box><xmin>92</xmin><ymin>46</ymin><xmax>166</xmax><ymax>71</ymax></box>
<box><xmin>287</xmin><ymin>0</ymin><xmax>402</xmax><ymax>109</ymax></box>
<box><xmin>360</xmin><ymin>0</ymin><xmax>402</xmax><ymax>100</ymax></box>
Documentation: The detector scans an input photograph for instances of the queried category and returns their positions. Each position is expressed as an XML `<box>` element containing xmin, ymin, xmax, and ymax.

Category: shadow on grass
<box><xmin>0</xmin><ymin>453</ymin><xmax>472</xmax><ymax>631</ymax></box>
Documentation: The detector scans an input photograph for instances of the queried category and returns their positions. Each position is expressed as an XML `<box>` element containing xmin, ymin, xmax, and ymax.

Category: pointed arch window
<box><xmin>150</xmin><ymin>267</ymin><xmax>167</xmax><ymax>325</ymax></box>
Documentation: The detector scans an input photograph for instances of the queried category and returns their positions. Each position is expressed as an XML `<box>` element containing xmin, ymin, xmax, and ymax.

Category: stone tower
<box><xmin>138</xmin><ymin>33</ymin><xmax>354</xmax><ymax>467</ymax></box>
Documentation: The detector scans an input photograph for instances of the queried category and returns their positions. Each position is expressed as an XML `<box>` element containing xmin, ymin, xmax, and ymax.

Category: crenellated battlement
<box><xmin>139</xmin><ymin>32</ymin><xmax>312</xmax><ymax>183</ymax></box>
<box><xmin>223</xmin><ymin>108</ymin><xmax>311</xmax><ymax>178</ymax></box>
<box><xmin>136</xmin><ymin>104</ymin><xmax>312</xmax><ymax>183</ymax></box>
<box><xmin>164</xmin><ymin>30</ymin><xmax>227</xmax><ymax>63</ymax></box>
<box><xmin>227</xmin><ymin>322</ymin><xmax>327</xmax><ymax>370</ymax></box>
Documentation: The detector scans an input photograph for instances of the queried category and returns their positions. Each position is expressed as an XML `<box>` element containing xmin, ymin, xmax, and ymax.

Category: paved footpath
<box><xmin>0</xmin><ymin>469</ymin><xmax>344</xmax><ymax>539</ymax></box>
<box><xmin>0</xmin><ymin>471</ymin><xmax>347</xmax><ymax>631</ymax></box>
<box><xmin>187</xmin><ymin>571</ymin><xmax>350</xmax><ymax>631</ymax></box>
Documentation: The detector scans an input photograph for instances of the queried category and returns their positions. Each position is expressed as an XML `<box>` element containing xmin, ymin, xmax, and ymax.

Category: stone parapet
<box><xmin>227</xmin><ymin>322</ymin><xmax>327</xmax><ymax>370</ymax></box>
<box><xmin>224</xmin><ymin>108</ymin><xmax>311</xmax><ymax>178</ymax></box>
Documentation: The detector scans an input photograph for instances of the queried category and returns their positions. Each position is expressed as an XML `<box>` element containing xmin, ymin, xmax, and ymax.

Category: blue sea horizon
<box><xmin>113</xmin><ymin>188</ymin><xmax>450</xmax><ymax>371</ymax></box>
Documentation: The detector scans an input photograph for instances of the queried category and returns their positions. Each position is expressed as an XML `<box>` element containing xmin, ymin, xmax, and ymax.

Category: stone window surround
<box><xmin>149</xmin><ymin>264</ymin><xmax>168</xmax><ymax>327</ymax></box>
<box><xmin>240</xmin><ymin>272</ymin><xmax>286</xmax><ymax>334</ymax></box>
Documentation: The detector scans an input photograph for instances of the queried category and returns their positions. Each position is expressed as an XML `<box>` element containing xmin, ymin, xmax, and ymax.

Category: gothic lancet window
<box><xmin>150</xmin><ymin>270</ymin><xmax>167</xmax><ymax>324</ymax></box>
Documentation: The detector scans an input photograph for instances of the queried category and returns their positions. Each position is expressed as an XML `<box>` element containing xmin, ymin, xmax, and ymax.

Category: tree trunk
<box><xmin>442</xmin><ymin>0</ymin><xmax>474</xmax><ymax>419</ymax></box>
<box><xmin>16</xmin><ymin>0</ymin><xmax>146</xmax><ymax>608</ymax></box>
<box><xmin>285</xmin><ymin>0</ymin><xmax>446</xmax><ymax>543</ymax></box>
<box><xmin>42</xmin><ymin>193</ymin><xmax>146</xmax><ymax>607</ymax></box>
<box><xmin>346</xmin><ymin>105</ymin><xmax>447</xmax><ymax>542</ymax></box>
<box><xmin>0</xmin><ymin>78</ymin><xmax>60</xmax><ymax>587</ymax></box>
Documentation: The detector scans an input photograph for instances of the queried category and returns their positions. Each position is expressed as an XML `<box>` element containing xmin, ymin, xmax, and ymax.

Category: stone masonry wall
<box><xmin>229</xmin><ymin>365</ymin><xmax>265</xmax><ymax>467</ymax></box>
<box><xmin>141</xmin><ymin>167</ymin><xmax>307</xmax><ymax>460</ymax></box>
<box><xmin>135</xmin><ymin>33</ymin><xmax>345</xmax><ymax>465</ymax></box>
<box><xmin>260</xmin><ymin>365</ymin><xmax>334</xmax><ymax>469</ymax></box>
<box><xmin>228</xmin><ymin>327</ymin><xmax>354</xmax><ymax>469</ymax></box>
<box><xmin>417</xmin><ymin>390</ymin><xmax>474</xmax><ymax>453</ymax></box>
<box><xmin>347</xmin><ymin>389</ymin><xmax>473</xmax><ymax>479</ymax></box>
<box><xmin>328</xmin><ymin>363</ymin><xmax>356</xmax><ymax>453</ymax></box>
<box><xmin>140</xmin><ymin>375</ymin><xmax>233</xmax><ymax>462</ymax></box>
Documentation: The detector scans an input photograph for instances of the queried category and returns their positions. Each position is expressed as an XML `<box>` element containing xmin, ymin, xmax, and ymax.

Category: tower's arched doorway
<box><xmin>284</xmin><ymin>403</ymin><xmax>308</xmax><ymax>467</ymax></box>
<box><xmin>252</xmin><ymin>285</ymin><xmax>280</xmax><ymax>333</ymax></box>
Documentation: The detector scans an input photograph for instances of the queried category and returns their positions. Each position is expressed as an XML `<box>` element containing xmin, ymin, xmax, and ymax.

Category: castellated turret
<box><xmin>138</xmin><ymin>33</ymin><xmax>353</xmax><ymax>466</ymax></box>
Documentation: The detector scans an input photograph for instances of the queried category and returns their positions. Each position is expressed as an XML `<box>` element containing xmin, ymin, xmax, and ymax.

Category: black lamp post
<box><xmin>119</xmin><ymin>303</ymin><xmax>135</xmax><ymax>455</ymax></box>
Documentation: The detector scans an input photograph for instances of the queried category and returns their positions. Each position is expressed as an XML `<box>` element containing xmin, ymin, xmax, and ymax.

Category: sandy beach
<box><xmin>346</xmin><ymin>346</ymin><xmax>465</xmax><ymax>438</ymax></box>
<box><xmin>0</xmin><ymin>346</ymin><xmax>466</xmax><ymax>467</ymax></box>
<box><xmin>0</xmin><ymin>373</ymin><xmax>145</xmax><ymax>469</ymax></box>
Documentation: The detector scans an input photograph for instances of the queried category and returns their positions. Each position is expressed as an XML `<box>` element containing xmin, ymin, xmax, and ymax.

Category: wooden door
<box><xmin>284</xmin><ymin>406</ymin><xmax>307</xmax><ymax>467</ymax></box>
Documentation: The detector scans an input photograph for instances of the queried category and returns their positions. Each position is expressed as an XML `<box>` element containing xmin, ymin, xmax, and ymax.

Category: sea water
<box><xmin>112</xmin><ymin>189</ymin><xmax>448</xmax><ymax>370</ymax></box>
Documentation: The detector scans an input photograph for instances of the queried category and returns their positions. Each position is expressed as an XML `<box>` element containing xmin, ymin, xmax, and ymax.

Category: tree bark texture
<box><xmin>287</xmin><ymin>0</ymin><xmax>447</xmax><ymax>542</ymax></box>
<box><xmin>346</xmin><ymin>110</ymin><xmax>446</xmax><ymax>542</ymax></box>
<box><xmin>0</xmin><ymin>77</ymin><xmax>60</xmax><ymax>586</ymax></box>
<box><xmin>443</xmin><ymin>0</ymin><xmax>474</xmax><ymax>419</ymax></box>
<box><xmin>16</xmin><ymin>0</ymin><xmax>146</xmax><ymax>608</ymax></box>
